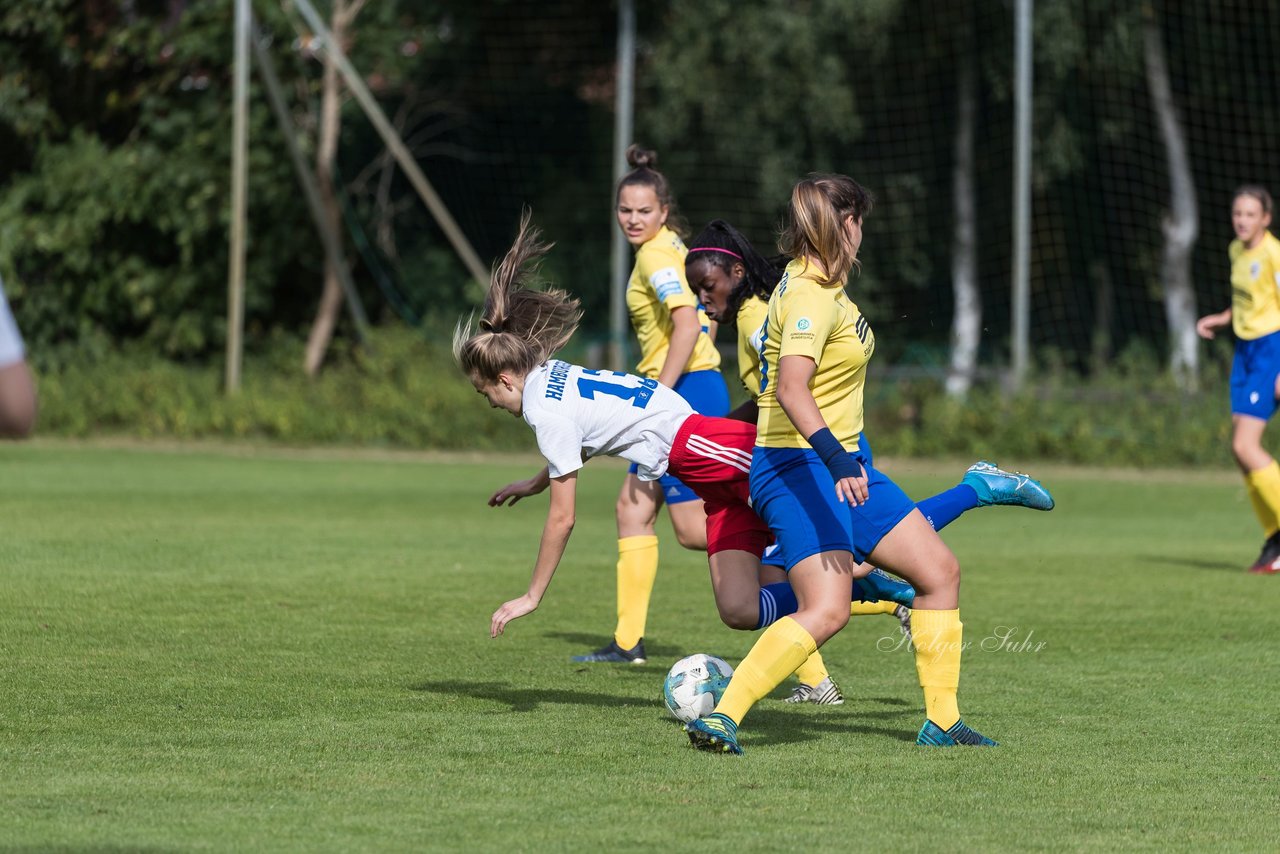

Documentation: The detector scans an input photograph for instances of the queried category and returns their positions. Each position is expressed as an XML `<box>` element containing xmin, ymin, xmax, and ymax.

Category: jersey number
<box><xmin>577</xmin><ymin>369</ymin><xmax>657</xmax><ymax>409</ymax></box>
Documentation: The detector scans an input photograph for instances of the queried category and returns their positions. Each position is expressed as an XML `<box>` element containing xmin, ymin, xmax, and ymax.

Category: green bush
<box><xmin>865</xmin><ymin>347</ymin><xmax>1237</xmax><ymax>467</ymax></box>
<box><xmin>35</xmin><ymin>326</ymin><xmax>536</xmax><ymax>452</ymax></box>
<box><xmin>32</xmin><ymin>328</ymin><xmax>1246</xmax><ymax>467</ymax></box>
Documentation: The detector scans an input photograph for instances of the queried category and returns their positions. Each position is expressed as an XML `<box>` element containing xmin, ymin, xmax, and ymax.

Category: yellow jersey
<box><xmin>626</xmin><ymin>225</ymin><xmax>720</xmax><ymax>379</ymax></box>
<box><xmin>1230</xmin><ymin>231</ymin><xmax>1280</xmax><ymax>340</ymax></box>
<box><xmin>735</xmin><ymin>295</ymin><xmax>769</xmax><ymax>401</ymax></box>
<box><xmin>755</xmin><ymin>259</ymin><xmax>875</xmax><ymax>450</ymax></box>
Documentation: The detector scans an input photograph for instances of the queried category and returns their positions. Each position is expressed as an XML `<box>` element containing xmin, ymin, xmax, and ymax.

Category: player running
<box><xmin>683</xmin><ymin>218</ymin><xmax>1053</xmax><ymax>704</ymax></box>
<box><xmin>458</xmin><ymin>213</ymin><xmax>902</xmax><ymax>649</ymax></box>
<box><xmin>685</xmin><ymin>175</ymin><xmax>999</xmax><ymax>754</ymax></box>
<box><xmin>571</xmin><ymin>145</ymin><xmax>732</xmax><ymax>665</ymax></box>
<box><xmin>1196</xmin><ymin>185</ymin><xmax>1280</xmax><ymax>575</ymax></box>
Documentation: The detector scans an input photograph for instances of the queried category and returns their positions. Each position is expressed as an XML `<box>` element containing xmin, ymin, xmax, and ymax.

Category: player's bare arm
<box><xmin>489</xmin><ymin>466</ymin><xmax>552</xmax><ymax>506</ymax></box>
<box><xmin>490</xmin><ymin>471</ymin><xmax>577</xmax><ymax>637</ymax></box>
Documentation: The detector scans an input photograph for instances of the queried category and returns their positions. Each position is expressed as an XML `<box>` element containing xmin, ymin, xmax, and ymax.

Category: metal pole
<box><xmin>250</xmin><ymin>19</ymin><xmax>371</xmax><ymax>347</ymax></box>
<box><xmin>290</xmin><ymin>0</ymin><xmax>490</xmax><ymax>287</ymax></box>
<box><xmin>225</xmin><ymin>0</ymin><xmax>250</xmax><ymax>394</ymax></box>
<box><xmin>1010</xmin><ymin>0</ymin><xmax>1033</xmax><ymax>390</ymax></box>
<box><xmin>609</xmin><ymin>0</ymin><xmax>636</xmax><ymax>372</ymax></box>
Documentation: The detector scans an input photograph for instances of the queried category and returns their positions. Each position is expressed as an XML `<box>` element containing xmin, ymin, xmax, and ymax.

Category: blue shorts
<box><xmin>761</xmin><ymin>431</ymin><xmax>872</xmax><ymax>568</ymax></box>
<box><xmin>1231</xmin><ymin>330</ymin><xmax>1280</xmax><ymax>420</ymax></box>
<box><xmin>749</xmin><ymin>444</ymin><xmax>914</xmax><ymax>567</ymax></box>
<box><xmin>631</xmin><ymin>369</ymin><xmax>730</xmax><ymax>504</ymax></box>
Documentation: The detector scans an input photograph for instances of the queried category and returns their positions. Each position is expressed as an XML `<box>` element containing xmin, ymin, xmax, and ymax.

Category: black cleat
<box><xmin>571</xmin><ymin>638</ymin><xmax>647</xmax><ymax>664</ymax></box>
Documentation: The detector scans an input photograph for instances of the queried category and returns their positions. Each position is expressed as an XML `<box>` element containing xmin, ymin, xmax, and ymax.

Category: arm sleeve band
<box><xmin>807</xmin><ymin>427</ymin><xmax>862</xmax><ymax>483</ymax></box>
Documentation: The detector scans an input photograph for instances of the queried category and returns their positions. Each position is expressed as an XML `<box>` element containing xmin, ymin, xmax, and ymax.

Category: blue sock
<box><xmin>917</xmin><ymin>485</ymin><xmax>980</xmax><ymax>532</ymax></box>
<box><xmin>756</xmin><ymin>582</ymin><xmax>798</xmax><ymax>629</ymax></box>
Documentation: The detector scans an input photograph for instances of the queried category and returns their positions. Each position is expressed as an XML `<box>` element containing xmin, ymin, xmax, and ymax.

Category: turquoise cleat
<box><xmin>916</xmin><ymin>719</ymin><xmax>998</xmax><ymax>747</ymax></box>
<box><xmin>961</xmin><ymin>461</ymin><xmax>1055</xmax><ymax>511</ymax></box>
<box><xmin>853</xmin><ymin>567</ymin><xmax>916</xmax><ymax>607</ymax></box>
<box><xmin>685</xmin><ymin>713</ymin><xmax>743</xmax><ymax>755</ymax></box>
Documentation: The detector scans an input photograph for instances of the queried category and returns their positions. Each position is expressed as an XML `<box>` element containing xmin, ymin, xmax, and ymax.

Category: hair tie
<box><xmin>688</xmin><ymin>246</ymin><xmax>743</xmax><ymax>260</ymax></box>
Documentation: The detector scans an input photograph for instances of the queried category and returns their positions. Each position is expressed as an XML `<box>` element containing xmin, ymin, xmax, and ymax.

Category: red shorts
<box><xmin>667</xmin><ymin>414</ymin><xmax>769</xmax><ymax>557</ymax></box>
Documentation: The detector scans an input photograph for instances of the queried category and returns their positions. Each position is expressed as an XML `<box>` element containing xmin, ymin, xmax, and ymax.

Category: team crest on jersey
<box><xmin>650</xmin><ymin>267</ymin><xmax>684</xmax><ymax>300</ymax></box>
<box><xmin>796</xmin><ymin>317</ymin><xmax>811</xmax><ymax>331</ymax></box>
<box><xmin>1251</xmin><ymin>261</ymin><xmax>1261</xmax><ymax>280</ymax></box>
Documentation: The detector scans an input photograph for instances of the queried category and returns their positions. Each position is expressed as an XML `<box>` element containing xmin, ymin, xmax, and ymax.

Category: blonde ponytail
<box><xmin>454</xmin><ymin>210</ymin><xmax>583</xmax><ymax>382</ymax></box>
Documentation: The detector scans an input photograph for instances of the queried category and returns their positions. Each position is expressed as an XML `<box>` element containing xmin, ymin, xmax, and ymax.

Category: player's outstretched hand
<box><xmin>835</xmin><ymin>473</ymin><xmax>869</xmax><ymax>506</ymax></box>
<box><xmin>491</xmin><ymin>594</ymin><xmax>538</xmax><ymax>637</ymax></box>
<box><xmin>1196</xmin><ymin>311</ymin><xmax>1229</xmax><ymax>340</ymax></box>
<box><xmin>489</xmin><ymin>477</ymin><xmax>547</xmax><ymax>507</ymax></box>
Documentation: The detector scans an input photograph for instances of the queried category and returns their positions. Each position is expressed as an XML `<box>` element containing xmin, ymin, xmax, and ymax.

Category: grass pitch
<box><xmin>2</xmin><ymin>443</ymin><xmax>1278</xmax><ymax>851</ymax></box>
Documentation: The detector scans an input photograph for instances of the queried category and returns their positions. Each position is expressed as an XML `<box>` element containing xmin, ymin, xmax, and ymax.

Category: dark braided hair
<box><xmin>686</xmin><ymin>219</ymin><xmax>785</xmax><ymax>326</ymax></box>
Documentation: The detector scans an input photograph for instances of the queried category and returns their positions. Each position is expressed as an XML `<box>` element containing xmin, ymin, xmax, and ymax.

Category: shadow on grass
<box><xmin>745</xmin><ymin>705</ymin><xmax>920</xmax><ymax>747</ymax></box>
<box><xmin>411</xmin><ymin>680</ymin><xmax>653</xmax><ymax>712</ymax></box>
<box><xmin>1142</xmin><ymin>554</ymin><xmax>1241</xmax><ymax>573</ymax></box>
<box><xmin>542</xmin><ymin>630</ymin><xmax>688</xmax><ymax>663</ymax></box>
<box><xmin>652</xmin><ymin>703</ymin><xmax>919</xmax><ymax>749</ymax></box>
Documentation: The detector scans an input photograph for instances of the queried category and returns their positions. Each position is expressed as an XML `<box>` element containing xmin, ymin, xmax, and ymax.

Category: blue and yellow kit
<box><xmin>1231</xmin><ymin>231</ymin><xmax>1280</xmax><ymax>340</ymax></box>
<box><xmin>627</xmin><ymin>225</ymin><xmax>720</xmax><ymax>379</ymax></box>
<box><xmin>755</xmin><ymin>259</ymin><xmax>875</xmax><ymax>450</ymax></box>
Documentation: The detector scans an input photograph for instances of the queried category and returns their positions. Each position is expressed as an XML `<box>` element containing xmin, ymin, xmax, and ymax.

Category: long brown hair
<box><xmin>616</xmin><ymin>144</ymin><xmax>688</xmax><ymax>238</ymax></box>
<box><xmin>453</xmin><ymin>211</ymin><xmax>583</xmax><ymax>382</ymax></box>
<box><xmin>779</xmin><ymin>174</ymin><xmax>874</xmax><ymax>287</ymax></box>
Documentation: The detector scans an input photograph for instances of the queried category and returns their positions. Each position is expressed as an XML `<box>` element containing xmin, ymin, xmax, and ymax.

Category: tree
<box><xmin>1143</xmin><ymin>4</ymin><xmax>1198</xmax><ymax>390</ymax></box>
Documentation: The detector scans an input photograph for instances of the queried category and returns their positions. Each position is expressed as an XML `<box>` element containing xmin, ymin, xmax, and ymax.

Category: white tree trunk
<box><xmin>1144</xmin><ymin>12</ymin><xmax>1199</xmax><ymax>391</ymax></box>
<box><xmin>947</xmin><ymin>55</ymin><xmax>981</xmax><ymax>398</ymax></box>
<box><xmin>304</xmin><ymin>0</ymin><xmax>353</xmax><ymax>377</ymax></box>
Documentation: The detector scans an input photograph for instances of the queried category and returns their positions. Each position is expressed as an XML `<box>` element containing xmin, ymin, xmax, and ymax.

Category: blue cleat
<box><xmin>852</xmin><ymin>567</ymin><xmax>916</xmax><ymax>607</ymax></box>
<box><xmin>916</xmin><ymin>719</ymin><xmax>998</xmax><ymax>747</ymax></box>
<box><xmin>685</xmin><ymin>713</ymin><xmax>743</xmax><ymax>755</ymax></box>
<box><xmin>961</xmin><ymin>461</ymin><xmax>1055</xmax><ymax>511</ymax></box>
<box><xmin>572</xmin><ymin>638</ymin><xmax>647</xmax><ymax>664</ymax></box>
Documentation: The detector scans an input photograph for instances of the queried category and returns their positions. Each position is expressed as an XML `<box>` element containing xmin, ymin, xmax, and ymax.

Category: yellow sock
<box><xmin>851</xmin><ymin>600</ymin><xmax>898</xmax><ymax>617</ymax></box>
<box><xmin>1245</xmin><ymin>463</ymin><xmax>1280</xmax><ymax>537</ymax></box>
<box><xmin>614</xmin><ymin>535</ymin><xmax>658</xmax><ymax>649</ymax></box>
<box><xmin>716</xmin><ymin>616</ymin><xmax>817</xmax><ymax>725</ymax></box>
<box><xmin>792</xmin><ymin>650</ymin><xmax>830</xmax><ymax>688</ymax></box>
<box><xmin>911</xmin><ymin>609</ymin><xmax>963</xmax><ymax>730</ymax></box>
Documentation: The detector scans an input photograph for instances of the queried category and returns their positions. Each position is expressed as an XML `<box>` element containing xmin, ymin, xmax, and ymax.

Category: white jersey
<box><xmin>0</xmin><ymin>275</ymin><xmax>25</xmax><ymax>368</ymax></box>
<box><xmin>521</xmin><ymin>360</ymin><xmax>694</xmax><ymax>480</ymax></box>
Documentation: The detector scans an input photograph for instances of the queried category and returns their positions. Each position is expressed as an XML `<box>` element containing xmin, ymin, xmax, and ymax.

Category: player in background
<box><xmin>462</xmin><ymin>213</ymin><xmax>912</xmax><ymax>657</ymax></box>
<box><xmin>571</xmin><ymin>145</ymin><xmax>731</xmax><ymax>665</ymax></box>
<box><xmin>1196</xmin><ymin>186</ymin><xmax>1280</xmax><ymax>575</ymax></box>
<box><xmin>685</xmin><ymin>175</ymin><xmax>997</xmax><ymax>755</ymax></box>
<box><xmin>684</xmin><ymin>219</ymin><xmax>1053</xmax><ymax>704</ymax></box>
<box><xmin>0</xmin><ymin>273</ymin><xmax>36</xmax><ymax>438</ymax></box>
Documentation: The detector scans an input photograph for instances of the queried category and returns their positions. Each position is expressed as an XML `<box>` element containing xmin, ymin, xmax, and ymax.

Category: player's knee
<box><xmin>1231</xmin><ymin>433</ymin><xmax>1254</xmax><ymax>463</ymax></box>
<box><xmin>674</xmin><ymin>527</ymin><xmax>706</xmax><ymax>551</ymax></box>
<box><xmin>805</xmin><ymin>602</ymin><xmax>849</xmax><ymax>638</ymax></box>
<box><xmin>716</xmin><ymin>602</ymin><xmax>757</xmax><ymax>631</ymax></box>
<box><xmin>932</xmin><ymin>552</ymin><xmax>961</xmax><ymax>592</ymax></box>
<box><xmin>615</xmin><ymin>496</ymin><xmax>654</xmax><ymax>529</ymax></box>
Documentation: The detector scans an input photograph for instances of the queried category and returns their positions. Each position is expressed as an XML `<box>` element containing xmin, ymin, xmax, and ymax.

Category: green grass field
<box><xmin>2</xmin><ymin>443</ymin><xmax>1278</xmax><ymax>851</ymax></box>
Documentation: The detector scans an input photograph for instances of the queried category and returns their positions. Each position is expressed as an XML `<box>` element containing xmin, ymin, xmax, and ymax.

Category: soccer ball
<box><xmin>662</xmin><ymin>654</ymin><xmax>734</xmax><ymax>723</ymax></box>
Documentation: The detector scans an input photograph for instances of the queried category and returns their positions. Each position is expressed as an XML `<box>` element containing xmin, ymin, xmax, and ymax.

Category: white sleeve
<box><xmin>0</xmin><ymin>276</ymin><xmax>26</xmax><ymax>368</ymax></box>
<box><xmin>526</xmin><ymin>410</ymin><xmax>586</xmax><ymax>478</ymax></box>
